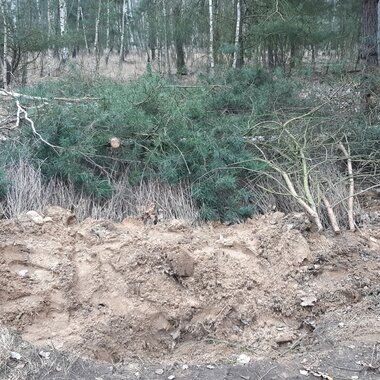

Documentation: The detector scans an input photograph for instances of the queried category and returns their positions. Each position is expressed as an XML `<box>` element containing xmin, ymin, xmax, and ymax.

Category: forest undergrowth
<box><xmin>0</xmin><ymin>66</ymin><xmax>379</xmax><ymax>231</ymax></box>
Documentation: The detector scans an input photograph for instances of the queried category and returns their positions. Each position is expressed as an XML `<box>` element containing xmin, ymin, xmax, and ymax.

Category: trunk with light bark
<box><xmin>232</xmin><ymin>0</ymin><xmax>241</xmax><ymax>69</ymax></box>
<box><xmin>59</xmin><ymin>0</ymin><xmax>69</xmax><ymax>64</ymax></box>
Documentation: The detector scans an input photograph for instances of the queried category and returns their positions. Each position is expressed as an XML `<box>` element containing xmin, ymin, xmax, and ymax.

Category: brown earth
<box><xmin>0</xmin><ymin>207</ymin><xmax>380</xmax><ymax>379</ymax></box>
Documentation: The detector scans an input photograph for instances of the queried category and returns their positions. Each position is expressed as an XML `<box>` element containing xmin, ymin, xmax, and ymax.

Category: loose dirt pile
<box><xmin>1</xmin><ymin>207</ymin><xmax>380</xmax><ymax>374</ymax></box>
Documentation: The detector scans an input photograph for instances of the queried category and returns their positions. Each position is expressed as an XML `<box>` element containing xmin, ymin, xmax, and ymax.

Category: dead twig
<box><xmin>15</xmin><ymin>100</ymin><xmax>61</xmax><ymax>153</ymax></box>
<box><xmin>258</xmin><ymin>366</ymin><xmax>277</xmax><ymax>380</ymax></box>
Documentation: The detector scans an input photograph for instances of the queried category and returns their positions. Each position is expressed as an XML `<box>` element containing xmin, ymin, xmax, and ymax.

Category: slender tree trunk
<box><xmin>59</xmin><ymin>0</ymin><xmax>69</xmax><ymax>65</ymax></box>
<box><xmin>233</xmin><ymin>0</ymin><xmax>241</xmax><ymax>69</ymax></box>
<box><xmin>208</xmin><ymin>0</ymin><xmax>215</xmax><ymax>74</ymax></box>
<box><xmin>174</xmin><ymin>0</ymin><xmax>186</xmax><ymax>74</ymax></box>
<box><xmin>21</xmin><ymin>54</ymin><xmax>28</xmax><ymax>86</ymax></box>
<box><xmin>147</xmin><ymin>0</ymin><xmax>156</xmax><ymax>61</ymax></box>
<box><xmin>361</xmin><ymin>0</ymin><xmax>379</xmax><ymax>67</ymax></box>
<box><xmin>47</xmin><ymin>0</ymin><xmax>54</xmax><ymax>37</ymax></box>
<box><xmin>1</xmin><ymin>0</ymin><xmax>7</xmax><ymax>89</ymax></box>
<box><xmin>46</xmin><ymin>0</ymin><xmax>55</xmax><ymax>73</ymax></box>
<box><xmin>120</xmin><ymin>0</ymin><xmax>127</xmax><ymax>63</ymax></box>
<box><xmin>73</xmin><ymin>0</ymin><xmax>81</xmax><ymax>57</ymax></box>
<box><xmin>36</xmin><ymin>0</ymin><xmax>46</xmax><ymax>76</ymax></box>
<box><xmin>127</xmin><ymin>0</ymin><xmax>134</xmax><ymax>51</ymax></box>
<box><xmin>238</xmin><ymin>9</ymin><xmax>244</xmax><ymax>68</ymax></box>
<box><xmin>79</xmin><ymin>6</ymin><xmax>90</xmax><ymax>54</ymax></box>
<box><xmin>163</xmin><ymin>0</ymin><xmax>170</xmax><ymax>73</ymax></box>
<box><xmin>268</xmin><ymin>43</ymin><xmax>274</xmax><ymax>68</ymax></box>
<box><xmin>94</xmin><ymin>0</ymin><xmax>102</xmax><ymax>70</ymax></box>
<box><xmin>105</xmin><ymin>0</ymin><xmax>111</xmax><ymax>64</ymax></box>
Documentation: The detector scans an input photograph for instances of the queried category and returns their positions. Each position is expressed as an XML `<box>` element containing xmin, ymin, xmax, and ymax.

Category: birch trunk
<box><xmin>79</xmin><ymin>6</ymin><xmax>90</xmax><ymax>54</ymax></box>
<box><xmin>47</xmin><ymin>0</ymin><xmax>53</xmax><ymax>37</ymax></box>
<box><xmin>46</xmin><ymin>0</ymin><xmax>55</xmax><ymax>74</ymax></box>
<box><xmin>1</xmin><ymin>0</ymin><xmax>7</xmax><ymax>89</ymax></box>
<box><xmin>120</xmin><ymin>0</ymin><xmax>127</xmax><ymax>63</ymax></box>
<box><xmin>232</xmin><ymin>0</ymin><xmax>241</xmax><ymax>69</ymax></box>
<box><xmin>127</xmin><ymin>0</ymin><xmax>135</xmax><ymax>50</ymax></box>
<box><xmin>208</xmin><ymin>0</ymin><xmax>215</xmax><ymax>74</ymax></box>
<box><xmin>59</xmin><ymin>0</ymin><xmax>69</xmax><ymax>64</ymax></box>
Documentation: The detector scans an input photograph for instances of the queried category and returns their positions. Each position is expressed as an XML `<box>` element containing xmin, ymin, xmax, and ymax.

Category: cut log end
<box><xmin>110</xmin><ymin>137</ymin><xmax>121</xmax><ymax>149</ymax></box>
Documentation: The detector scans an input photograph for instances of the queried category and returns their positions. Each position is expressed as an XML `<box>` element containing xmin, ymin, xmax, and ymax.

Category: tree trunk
<box><xmin>94</xmin><ymin>0</ymin><xmax>102</xmax><ymax>71</ymax></box>
<box><xmin>105</xmin><ymin>0</ymin><xmax>111</xmax><ymax>64</ymax></box>
<box><xmin>268</xmin><ymin>43</ymin><xmax>274</xmax><ymax>69</ymax></box>
<box><xmin>1</xmin><ymin>0</ymin><xmax>7</xmax><ymax>89</ymax></box>
<box><xmin>73</xmin><ymin>0</ymin><xmax>81</xmax><ymax>57</ymax></box>
<box><xmin>174</xmin><ymin>1</ymin><xmax>186</xmax><ymax>75</ymax></box>
<box><xmin>163</xmin><ymin>0</ymin><xmax>171</xmax><ymax>73</ymax></box>
<box><xmin>361</xmin><ymin>0</ymin><xmax>379</xmax><ymax>66</ymax></box>
<box><xmin>232</xmin><ymin>0</ymin><xmax>241</xmax><ymax>69</ymax></box>
<box><xmin>208</xmin><ymin>0</ymin><xmax>215</xmax><ymax>74</ymax></box>
<box><xmin>59</xmin><ymin>0</ymin><xmax>69</xmax><ymax>65</ymax></box>
<box><xmin>47</xmin><ymin>0</ymin><xmax>54</xmax><ymax>38</ymax></box>
<box><xmin>147</xmin><ymin>0</ymin><xmax>156</xmax><ymax>61</ymax></box>
<box><xmin>120</xmin><ymin>0</ymin><xmax>127</xmax><ymax>63</ymax></box>
<box><xmin>79</xmin><ymin>6</ymin><xmax>90</xmax><ymax>54</ymax></box>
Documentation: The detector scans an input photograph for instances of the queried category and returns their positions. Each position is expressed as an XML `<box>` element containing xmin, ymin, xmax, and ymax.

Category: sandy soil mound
<box><xmin>1</xmin><ymin>207</ymin><xmax>380</xmax><ymax>368</ymax></box>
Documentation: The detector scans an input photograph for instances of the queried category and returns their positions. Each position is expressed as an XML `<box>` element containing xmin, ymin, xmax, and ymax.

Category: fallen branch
<box><xmin>15</xmin><ymin>100</ymin><xmax>61</xmax><ymax>152</ymax></box>
<box><xmin>0</xmin><ymin>89</ymin><xmax>99</xmax><ymax>103</ymax></box>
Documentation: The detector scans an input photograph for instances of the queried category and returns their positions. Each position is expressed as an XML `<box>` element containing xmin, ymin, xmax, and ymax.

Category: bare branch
<box><xmin>15</xmin><ymin>100</ymin><xmax>61</xmax><ymax>153</ymax></box>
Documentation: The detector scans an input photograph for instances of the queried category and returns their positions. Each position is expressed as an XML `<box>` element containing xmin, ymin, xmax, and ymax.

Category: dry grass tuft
<box><xmin>1</xmin><ymin>161</ymin><xmax>199</xmax><ymax>223</ymax></box>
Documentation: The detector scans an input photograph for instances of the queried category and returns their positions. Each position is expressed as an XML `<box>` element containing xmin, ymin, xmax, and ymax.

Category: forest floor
<box><xmin>1</xmin><ymin>205</ymin><xmax>380</xmax><ymax>379</ymax></box>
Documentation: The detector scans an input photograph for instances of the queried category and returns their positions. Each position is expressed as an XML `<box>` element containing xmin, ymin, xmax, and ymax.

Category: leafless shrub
<box><xmin>248</xmin><ymin>162</ymin><xmax>362</xmax><ymax>230</ymax></box>
<box><xmin>4</xmin><ymin>161</ymin><xmax>46</xmax><ymax>217</ymax></box>
<box><xmin>1</xmin><ymin>161</ymin><xmax>199</xmax><ymax>223</ymax></box>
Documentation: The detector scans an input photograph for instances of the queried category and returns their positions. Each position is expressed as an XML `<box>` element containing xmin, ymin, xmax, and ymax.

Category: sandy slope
<box><xmin>0</xmin><ymin>207</ymin><xmax>379</xmax><ymax>378</ymax></box>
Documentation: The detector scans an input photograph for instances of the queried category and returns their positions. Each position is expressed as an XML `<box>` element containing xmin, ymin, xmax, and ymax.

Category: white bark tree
<box><xmin>208</xmin><ymin>0</ymin><xmax>215</xmax><ymax>74</ymax></box>
<box><xmin>94</xmin><ymin>0</ymin><xmax>103</xmax><ymax>71</ymax></box>
<box><xmin>59</xmin><ymin>0</ymin><xmax>69</xmax><ymax>64</ymax></box>
<box><xmin>47</xmin><ymin>0</ymin><xmax>54</xmax><ymax>38</ymax></box>
<box><xmin>232</xmin><ymin>0</ymin><xmax>241</xmax><ymax>69</ymax></box>
<box><xmin>79</xmin><ymin>6</ymin><xmax>90</xmax><ymax>54</ymax></box>
<box><xmin>0</xmin><ymin>0</ymin><xmax>7</xmax><ymax>89</ymax></box>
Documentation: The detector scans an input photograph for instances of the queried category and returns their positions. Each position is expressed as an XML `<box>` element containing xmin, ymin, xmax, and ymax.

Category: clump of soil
<box><xmin>0</xmin><ymin>207</ymin><xmax>379</xmax><ymax>366</ymax></box>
